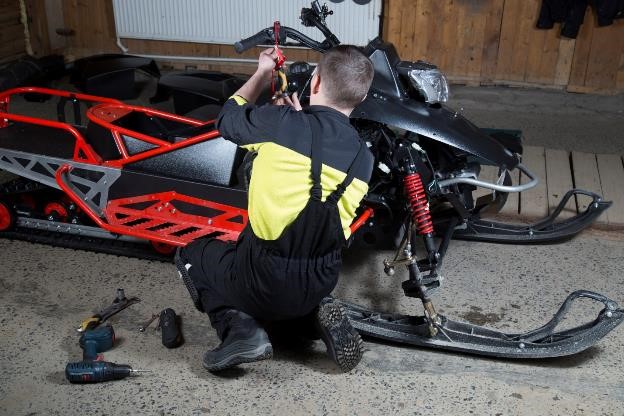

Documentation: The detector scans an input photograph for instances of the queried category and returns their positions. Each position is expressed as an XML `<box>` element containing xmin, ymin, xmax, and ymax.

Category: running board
<box><xmin>454</xmin><ymin>189</ymin><xmax>611</xmax><ymax>243</ymax></box>
<box><xmin>341</xmin><ymin>290</ymin><xmax>623</xmax><ymax>359</ymax></box>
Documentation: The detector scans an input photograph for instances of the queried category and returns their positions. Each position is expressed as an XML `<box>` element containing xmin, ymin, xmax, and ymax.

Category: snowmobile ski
<box><xmin>452</xmin><ymin>189</ymin><xmax>612</xmax><ymax>243</ymax></box>
<box><xmin>341</xmin><ymin>290</ymin><xmax>623</xmax><ymax>358</ymax></box>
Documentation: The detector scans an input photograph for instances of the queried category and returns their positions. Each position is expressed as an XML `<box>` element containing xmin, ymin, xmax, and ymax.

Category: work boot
<box><xmin>174</xmin><ymin>247</ymin><xmax>204</xmax><ymax>312</ymax></box>
<box><xmin>203</xmin><ymin>311</ymin><xmax>273</xmax><ymax>372</ymax></box>
<box><xmin>314</xmin><ymin>297</ymin><xmax>364</xmax><ymax>372</ymax></box>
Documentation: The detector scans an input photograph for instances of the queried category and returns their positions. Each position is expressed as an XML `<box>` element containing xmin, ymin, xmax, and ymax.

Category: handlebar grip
<box><xmin>234</xmin><ymin>30</ymin><xmax>272</xmax><ymax>53</ymax></box>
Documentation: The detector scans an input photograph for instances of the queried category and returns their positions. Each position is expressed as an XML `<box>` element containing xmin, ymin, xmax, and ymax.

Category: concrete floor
<box><xmin>1</xmin><ymin>83</ymin><xmax>623</xmax><ymax>415</ymax></box>
<box><xmin>1</xmin><ymin>235</ymin><xmax>623</xmax><ymax>415</ymax></box>
<box><xmin>450</xmin><ymin>85</ymin><xmax>624</xmax><ymax>154</ymax></box>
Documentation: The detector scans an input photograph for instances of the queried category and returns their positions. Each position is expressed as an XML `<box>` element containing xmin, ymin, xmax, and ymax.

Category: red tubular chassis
<box><xmin>0</xmin><ymin>87</ymin><xmax>373</xmax><ymax>251</ymax></box>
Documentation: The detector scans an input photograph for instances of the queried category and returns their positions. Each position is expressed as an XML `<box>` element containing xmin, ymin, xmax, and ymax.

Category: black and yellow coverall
<box><xmin>182</xmin><ymin>96</ymin><xmax>374</xmax><ymax>337</ymax></box>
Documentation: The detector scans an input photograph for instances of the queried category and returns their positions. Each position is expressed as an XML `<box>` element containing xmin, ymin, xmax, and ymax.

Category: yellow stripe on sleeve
<box><xmin>231</xmin><ymin>95</ymin><xmax>248</xmax><ymax>105</ymax></box>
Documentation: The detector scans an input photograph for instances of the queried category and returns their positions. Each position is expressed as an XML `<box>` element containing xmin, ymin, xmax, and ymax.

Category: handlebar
<box><xmin>235</xmin><ymin>26</ymin><xmax>337</xmax><ymax>54</ymax></box>
<box><xmin>234</xmin><ymin>30</ymin><xmax>274</xmax><ymax>54</ymax></box>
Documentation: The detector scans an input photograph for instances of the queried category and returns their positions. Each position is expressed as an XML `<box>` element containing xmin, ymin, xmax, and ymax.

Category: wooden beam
<box><xmin>618</xmin><ymin>45</ymin><xmax>624</xmax><ymax>90</ymax></box>
<box><xmin>519</xmin><ymin>146</ymin><xmax>548</xmax><ymax>219</ymax></box>
<box><xmin>583</xmin><ymin>23</ymin><xmax>623</xmax><ymax>90</ymax></box>
<box><xmin>398</xmin><ymin>0</ymin><xmax>417</xmax><ymax>61</ymax></box>
<box><xmin>44</xmin><ymin>0</ymin><xmax>67</xmax><ymax>51</ymax></box>
<box><xmin>571</xmin><ymin>151</ymin><xmax>606</xmax><ymax>226</ymax></box>
<box><xmin>554</xmin><ymin>38</ymin><xmax>576</xmax><ymax>86</ymax></box>
<box><xmin>544</xmin><ymin>148</ymin><xmax>576</xmax><ymax>218</ymax></box>
<box><xmin>480</xmin><ymin>0</ymin><xmax>504</xmax><ymax>83</ymax></box>
<box><xmin>24</xmin><ymin>0</ymin><xmax>52</xmax><ymax>56</ymax></box>
<box><xmin>568</xmin><ymin>7</ymin><xmax>594</xmax><ymax>89</ymax></box>
<box><xmin>495</xmin><ymin>0</ymin><xmax>521</xmax><ymax>82</ymax></box>
<box><xmin>596</xmin><ymin>154</ymin><xmax>624</xmax><ymax>226</ymax></box>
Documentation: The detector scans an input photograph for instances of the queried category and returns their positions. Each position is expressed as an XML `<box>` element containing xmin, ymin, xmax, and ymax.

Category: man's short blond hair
<box><xmin>317</xmin><ymin>45</ymin><xmax>374</xmax><ymax>110</ymax></box>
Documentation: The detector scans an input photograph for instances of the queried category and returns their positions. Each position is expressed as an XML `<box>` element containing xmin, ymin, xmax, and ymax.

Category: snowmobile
<box><xmin>0</xmin><ymin>1</ymin><xmax>621</xmax><ymax>359</ymax></box>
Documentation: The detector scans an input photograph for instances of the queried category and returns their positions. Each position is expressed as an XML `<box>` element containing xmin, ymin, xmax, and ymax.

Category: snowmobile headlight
<box><xmin>408</xmin><ymin>68</ymin><xmax>449</xmax><ymax>104</ymax></box>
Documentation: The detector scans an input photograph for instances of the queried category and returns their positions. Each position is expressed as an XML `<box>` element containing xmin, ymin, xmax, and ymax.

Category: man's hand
<box><xmin>257</xmin><ymin>47</ymin><xmax>279</xmax><ymax>75</ymax></box>
<box><xmin>272</xmin><ymin>91</ymin><xmax>302</xmax><ymax>111</ymax></box>
<box><xmin>231</xmin><ymin>47</ymin><xmax>282</xmax><ymax>104</ymax></box>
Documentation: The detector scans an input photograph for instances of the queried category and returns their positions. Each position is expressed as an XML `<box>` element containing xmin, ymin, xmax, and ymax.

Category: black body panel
<box><xmin>109</xmin><ymin>169</ymin><xmax>248</xmax><ymax>210</ymax></box>
<box><xmin>355</xmin><ymin>97</ymin><xmax>519</xmax><ymax>168</ymax></box>
<box><xmin>355</xmin><ymin>39</ymin><xmax>519</xmax><ymax>169</ymax></box>
<box><xmin>151</xmin><ymin>71</ymin><xmax>245</xmax><ymax>115</ymax></box>
<box><xmin>71</xmin><ymin>54</ymin><xmax>160</xmax><ymax>100</ymax></box>
<box><xmin>124</xmin><ymin>138</ymin><xmax>245</xmax><ymax>187</ymax></box>
<box><xmin>0</xmin><ymin>122</ymin><xmax>77</xmax><ymax>159</ymax></box>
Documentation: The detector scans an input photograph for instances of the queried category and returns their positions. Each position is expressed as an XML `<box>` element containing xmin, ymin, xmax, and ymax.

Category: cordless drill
<box><xmin>65</xmin><ymin>361</ymin><xmax>148</xmax><ymax>383</ymax></box>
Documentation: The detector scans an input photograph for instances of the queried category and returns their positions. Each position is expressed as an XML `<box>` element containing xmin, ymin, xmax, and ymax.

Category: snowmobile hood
<box><xmin>354</xmin><ymin>95</ymin><xmax>519</xmax><ymax>170</ymax></box>
<box><xmin>355</xmin><ymin>39</ymin><xmax>519</xmax><ymax>169</ymax></box>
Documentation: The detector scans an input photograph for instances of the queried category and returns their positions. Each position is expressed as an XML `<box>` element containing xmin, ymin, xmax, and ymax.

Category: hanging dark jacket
<box><xmin>537</xmin><ymin>0</ymin><xmax>624</xmax><ymax>39</ymax></box>
<box><xmin>594</xmin><ymin>0</ymin><xmax>624</xmax><ymax>26</ymax></box>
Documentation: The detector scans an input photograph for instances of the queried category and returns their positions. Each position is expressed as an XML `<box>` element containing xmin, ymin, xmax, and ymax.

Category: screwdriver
<box><xmin>65</xmin><ymin>361</ymin><xmax>150</xmax><ymax>383</ymax></box>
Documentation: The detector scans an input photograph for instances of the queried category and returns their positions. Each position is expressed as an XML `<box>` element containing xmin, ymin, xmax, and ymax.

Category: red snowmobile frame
<box><xmin>0</xmin><ymin>86</ymin><xmax>373</xmax><ymax>252</ymax></box>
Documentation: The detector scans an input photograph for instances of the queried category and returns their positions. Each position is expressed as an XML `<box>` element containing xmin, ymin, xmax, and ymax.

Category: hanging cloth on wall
<box><xmin>537</xmin><ymin>0</ymin><xmax>624</xmax><ymax>39</ymax></box>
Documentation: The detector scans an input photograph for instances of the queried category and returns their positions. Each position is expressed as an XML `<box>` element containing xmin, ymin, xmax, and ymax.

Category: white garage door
<box><xmin>112</xmin><ymin>0</ymin><xmax>382</xmax><ymax>47</ymax></box>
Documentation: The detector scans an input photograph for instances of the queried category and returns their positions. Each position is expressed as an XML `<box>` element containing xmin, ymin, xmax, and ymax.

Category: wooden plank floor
<box><xmin>545</xmin><ymin>148</ymin><xmax>576</xmax><ymax>219</ymax></box>
<box><xmin>519</xmin><ymin>145</ymin><xmax>548</xmax><ymax>218</ymax></box>
<box><xmin>596</xmin><ymin>154</ymin><xmax>624</xmax><ymax>226</ymax></box>
<box><xmin>479</xmin><ymin>148</ymin><xmax>623</xmax><ymax>229</ymax></box>
<box><xmin>571</xmin><ymin>152</ymin><xmax>605</xmax><ymax>225</ymax></box>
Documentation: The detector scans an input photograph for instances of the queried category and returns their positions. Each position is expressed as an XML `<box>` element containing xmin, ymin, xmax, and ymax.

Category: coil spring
<box><xmin>404</xmin><ymin>173</ymin><xmax>434</xmax><ymax>235</ymax></box>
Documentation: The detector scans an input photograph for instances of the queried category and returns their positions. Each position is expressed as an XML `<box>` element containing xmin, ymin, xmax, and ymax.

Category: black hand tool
<box><xmin>77</xmin><ymin>288</ymin><xmax>140</xmax><ymax>332</ymax></box>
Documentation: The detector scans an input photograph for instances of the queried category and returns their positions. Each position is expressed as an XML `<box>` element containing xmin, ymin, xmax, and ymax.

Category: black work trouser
<box><xmin>181</xmin><ymin>235</ymin><xmax>340</xmax><ymax>339</ymax></box>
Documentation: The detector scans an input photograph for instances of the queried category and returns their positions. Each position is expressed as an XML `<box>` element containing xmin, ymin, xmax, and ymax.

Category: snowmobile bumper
<box><xmin>453</xmin><ymin>189</ymin><xmax>611</xmax><ymax>243</ymax></box>
<box><xmin>341</xmin><ymin>290</ymin><xmax>623</xmax><ymax>358</ymax></box>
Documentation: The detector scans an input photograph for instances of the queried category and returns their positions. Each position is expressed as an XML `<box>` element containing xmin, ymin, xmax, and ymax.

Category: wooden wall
<box><xmin>383</xmin><ymin>0</ymin><xmax>624</xmax><ymax>94</ymax></box>
<box><xmin>27</xmin><ymin>0</ymin><xmax>624</xmax><ymax>93</ymax></box>
<box><xmin>1</xmin><ymin>0</ymin><xmax>27</xmax><ymax>64</ymax></box>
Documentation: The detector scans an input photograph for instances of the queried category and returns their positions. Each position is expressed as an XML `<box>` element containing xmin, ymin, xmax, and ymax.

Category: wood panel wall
<box><xmin>383</xmin><ymin>0</ymin><xmax>624</xmax><ymax>94</ymax></box>
<box><xmin>26</xmin><ymin>0</ymin><xmax>624</xmax><ymax>93</ymax></box>
<box><xmin>1</xmin><ymin>0</ymin><xmax>27</xmax><ymax>64</ymax></box>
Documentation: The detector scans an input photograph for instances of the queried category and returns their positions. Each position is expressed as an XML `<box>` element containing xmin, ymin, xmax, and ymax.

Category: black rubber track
<box><xmin>0</xmin><ymin>227</ymin><xmax>173</xmax><ymax>262</ymax></box>
<box><xmin>0</xmin><ymin>175</ymin><xmax>173</xmax><ymax>262</ymax></box>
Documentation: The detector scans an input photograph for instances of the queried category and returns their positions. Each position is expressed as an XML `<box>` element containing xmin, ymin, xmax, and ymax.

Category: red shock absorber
<box><xmin>404</xmin><ymin>173</ymin><xmax>434</xmax><ymax>235</ymax></box>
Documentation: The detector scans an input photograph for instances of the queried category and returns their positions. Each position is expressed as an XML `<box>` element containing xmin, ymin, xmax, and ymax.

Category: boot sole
<box><xmin>174</xmin><ymin>248</ymin><xmax>204</xmax><ymax>312</ymax></box>
<box><xmin>203</xmin><ymin>340</ymin><xmax>273</xmax><ymax>372</ymax></box>
<box><xmin>316</xmin><ymin>300</ymin><xmax>364</xmax><ymax>372</ymax></box>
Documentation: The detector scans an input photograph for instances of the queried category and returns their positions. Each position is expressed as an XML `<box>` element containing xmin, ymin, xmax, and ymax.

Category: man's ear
<box><xmin>311</xmin><ymin>73</ymin><xmax>321</xmax><ymax>95</ymax></box>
